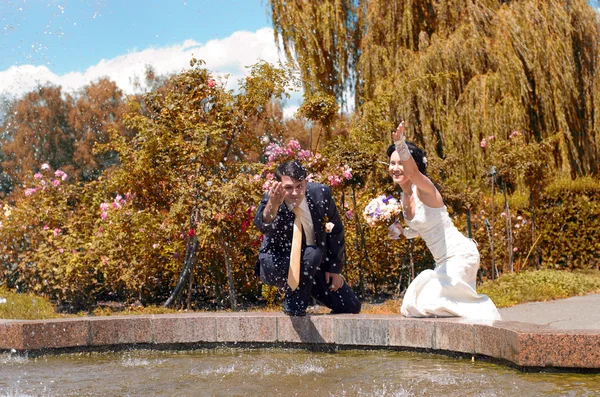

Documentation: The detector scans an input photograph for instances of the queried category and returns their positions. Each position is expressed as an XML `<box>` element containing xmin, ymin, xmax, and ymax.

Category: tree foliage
<box><xmin>269</xmin><ymin>0</ymin><xmax>600</xmax><ymax>178</ymax></box>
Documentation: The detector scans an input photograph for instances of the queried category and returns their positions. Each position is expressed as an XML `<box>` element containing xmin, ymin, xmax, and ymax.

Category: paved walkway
<box><xmin>498</xmin><ymin>293</ymin><xmax>600</xmax><ymax>330</ymax></box>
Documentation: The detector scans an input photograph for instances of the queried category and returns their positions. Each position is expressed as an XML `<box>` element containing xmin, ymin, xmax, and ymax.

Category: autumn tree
<box><xmin>0</xmin><ymin>79</ymin><xmax>129</xmax><ymax>195</ymax></box>
<box><xmin>0</xmin><ymin>85</ymin><xmax>75</xmax><ymax>193</ymax></box>
<box><xmin>69</xmin><ymin>78</ymin><xmax>128</xmax><ymax>180</ymax></box>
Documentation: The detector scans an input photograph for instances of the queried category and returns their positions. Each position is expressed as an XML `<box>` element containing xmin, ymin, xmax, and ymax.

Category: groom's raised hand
<box><xmin>262</xmin><ymin>181</ymin><xmax>288</xmax><ymax>223</ymax></box>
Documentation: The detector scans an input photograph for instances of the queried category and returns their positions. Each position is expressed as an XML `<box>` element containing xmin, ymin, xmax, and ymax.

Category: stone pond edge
<box><xmin>1</xmin><ymin>313</ymin><xmax>598</xmax><ymax>370</ymax></box>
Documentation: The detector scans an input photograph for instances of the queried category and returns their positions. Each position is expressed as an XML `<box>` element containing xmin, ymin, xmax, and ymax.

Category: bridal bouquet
<box><xmin>363</xmin><ymin>195</ymin><xmax>402</xmax><ymax>227</ymax></box>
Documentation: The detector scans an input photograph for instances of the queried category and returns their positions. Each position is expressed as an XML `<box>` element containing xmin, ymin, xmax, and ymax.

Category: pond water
<box><xmin>1</xmin><ymin>348</ymin><xmax>599</xmax><ymax>396</ymax></box>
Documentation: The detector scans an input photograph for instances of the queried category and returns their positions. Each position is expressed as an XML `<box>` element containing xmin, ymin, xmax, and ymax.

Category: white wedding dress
<box><xmin>399</xmin><ymin>185</ymin><xmax>501</xmax><ymax>321</ymax></box>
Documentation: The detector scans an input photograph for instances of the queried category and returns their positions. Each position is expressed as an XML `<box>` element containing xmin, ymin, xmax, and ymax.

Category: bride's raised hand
<box><xmin>393</xmin><ymin>121</ymin><xmax>405</xmax><ymax>142</ymax></box>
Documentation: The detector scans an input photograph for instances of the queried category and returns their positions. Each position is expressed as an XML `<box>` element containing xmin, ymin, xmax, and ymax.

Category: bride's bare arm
<box><xmin>393</xmin><ymin>122</ymin><xmax>443</xmax><ymax>207</ymax></box>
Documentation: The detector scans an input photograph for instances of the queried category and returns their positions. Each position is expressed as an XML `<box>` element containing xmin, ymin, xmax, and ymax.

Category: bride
<box><xmin>387</xmin><ymin>122</ymin><xmax>501</xmax><ymax>321</ymax></box>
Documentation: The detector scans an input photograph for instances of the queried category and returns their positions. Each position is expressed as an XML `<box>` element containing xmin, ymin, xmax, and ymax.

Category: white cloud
<box><xmin>0</xmin><ymin>27</ymin><xmax>298</xmax><ymax>111</ymax></box>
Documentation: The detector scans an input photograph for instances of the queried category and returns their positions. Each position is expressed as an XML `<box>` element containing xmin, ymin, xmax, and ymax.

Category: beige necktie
<box><xmin>288</xmin><ymin>207</ymin><xmax>303</xmax><ymax>290</ymax></box>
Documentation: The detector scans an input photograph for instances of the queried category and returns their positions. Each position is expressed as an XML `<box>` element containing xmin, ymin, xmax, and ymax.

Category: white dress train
<box><xmin>399</xmin><ymin>185</ymin><xmax>501</xmax><ymax>321</ymax></box>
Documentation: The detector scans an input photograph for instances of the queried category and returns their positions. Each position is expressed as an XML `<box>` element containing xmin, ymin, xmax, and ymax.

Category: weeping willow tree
<box><xmin>269</xmin><ymin>0</ymin><xmax>361</xmax><ymax>104</ymax></box>
<box><xmin>269</xmin><ymin>0</ymin><xmax>600</xmax><ymax>178</ymax></box>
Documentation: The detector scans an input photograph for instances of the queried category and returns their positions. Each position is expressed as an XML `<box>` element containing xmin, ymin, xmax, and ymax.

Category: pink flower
<box><xmin>501</xmin><ymin>212</ymin><xmax>506</xmax><ymax>217</ymax></box>
<box><xmin>286</xmin><ymin>139</ymin><xmax>301</xmax><ymax>151</ymax></box>
<box><xmin>53</xmin><ymin>228</ymin><xmax>61</xmax><ymax>237</ymax></box>
<box><xmin>342</xmin><ymin>165</ymin><xmax>353</xmax><ymax>180</ymax></box>
<box><xmin>345</xmin><ymin>210</ymin><xmax>353</xmax><ymax>220</ymax></box>
<box><xmin>510</xmin><ymin>130</ymin><xmax>521</xmax><ymax>139</ymax></box>
<box><xmin>59</xmin><ymin>248</ymin><xmax>64</xmax><ymax>254</ymax></box>
<box><xmin>101</xmin><ymin>212</ymin><xmax>108</xmax><ymax>220</ymax></box>
<box><xmin>513</xmin><ymin>247</ymin><xmax>518</xmax><ymax>252</ymax></box>
<box><xmin>327</xmin><ymin>174</ymin><xmax>343</xmax><ymax>187</ymax></box>
<box><xmin>24</xmin><ymin>188</ymin><xmax>37</xmax><ymax>196</ymax></box>
<box><xmin>34</xmin><ymin>173</ymin><xmax>42</xmax><ymax>179</ymax></box>
<box><xmin>253</xmin><ymin>174</ymin><xmax>261</xmax><ymax>181</ymax></box>
<box><xmin>43</xmin><ymin>225</ymin><xmax>49</xmax><ymax>230</ymax></box>
<box><xmin>41</xmin><ymin>163</ymin><xmax>50</xmax><ymax>170</ymax></box>
<box><xmin>207</xmin><ymin>79</ymin><xmax>216</xmax><ymax>88</ymax></box>
<box><xmin>100</xmin><ymin>203</ymin><xmax>110</xmax><ymax>211</ymax></box>
<box><xmin>297</xmin><ymin>149</ymin><xmax>312</xmax><ymax>160</ymax></box>
<box><xmin>72</xmin><ymin>250</ymin><xmax>77</xmax><ymax>254</ymax></box>
<box><xmin>488</xmin><ymin>135</ymin><xmax>495</xmax><ymax>141</ymax></box>
<box><xmin>480</xmin><ymin>138</ymin><xmax>487</xmax><ymax>148</ymax></box>
<box><xmin>52</xmin><ymin>180</ymin><xmax>60</xmax><ymax>187</ymax></box>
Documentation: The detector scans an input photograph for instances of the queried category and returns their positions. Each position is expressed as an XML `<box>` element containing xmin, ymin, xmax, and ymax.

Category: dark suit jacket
<box><xmin>254</xmin><ymin>182</ymin><xmax>345</xmax><ymax>274</ymax></box>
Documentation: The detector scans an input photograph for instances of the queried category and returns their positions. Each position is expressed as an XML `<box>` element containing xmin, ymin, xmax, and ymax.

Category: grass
<box><xmin>478</xmin><ymin>269</ymin><xmax>600</xmax><ymax>308</ymax></box>
<box><xmin>2</xmin><ymin>269</ymin><xmax>600</xmax><ymax>319</ymax></box>
<box><xmin>0</xmin><ymin>287</ymin><xmax>59</xmax><ymax>320</ymax></box>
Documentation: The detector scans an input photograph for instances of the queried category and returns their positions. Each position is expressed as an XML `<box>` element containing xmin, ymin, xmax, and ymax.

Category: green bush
<box><xmin>537</xmin><ymin>177</ymin><xmax>600</xmax><ymax>270</ymax></box>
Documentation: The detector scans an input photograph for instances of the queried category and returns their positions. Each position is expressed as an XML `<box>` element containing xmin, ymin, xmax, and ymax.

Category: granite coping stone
<box><xmin>1</xmin><ymin>313</ymin><xmax>598</xmax><ymax>370</ymax></box>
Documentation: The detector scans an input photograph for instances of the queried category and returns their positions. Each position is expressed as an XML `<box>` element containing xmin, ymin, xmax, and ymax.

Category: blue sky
<box><xmin>1</xmin><ymin>0</ymin><xmax>599</xmax><ymax>113</ymax></box>
<box><xmin>1</xmin><ymin>0</ymin><xmax>271</xmax><ymax>74</ymax></box>
<box><xmin>0</xmin><ymin>0</ymin><xmax>296</xmax><ymax>112</ymax></box>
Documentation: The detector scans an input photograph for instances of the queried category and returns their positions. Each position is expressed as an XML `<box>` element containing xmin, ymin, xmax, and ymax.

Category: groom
<box><xmin>254</xmin><ymin>160</ymin><xmax>361</xmax><ymax>316</ymax></box>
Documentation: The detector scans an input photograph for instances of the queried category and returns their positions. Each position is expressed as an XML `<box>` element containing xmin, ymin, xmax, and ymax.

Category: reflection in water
<box><xmin>1</xmin><ymin>348</ymin><xmax>599</xmax><ymax>396</ymax></box>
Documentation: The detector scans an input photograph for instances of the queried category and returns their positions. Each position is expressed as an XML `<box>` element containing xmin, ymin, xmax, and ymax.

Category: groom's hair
<box><xmin>387</xmin><ymin>142</ymin><xmax>427</xmax><ymax>175</ymax></box>
<box><xmin>274</xmin><ymin>160</ymin><xmax>308</xmax><ymax>182</ymax></box>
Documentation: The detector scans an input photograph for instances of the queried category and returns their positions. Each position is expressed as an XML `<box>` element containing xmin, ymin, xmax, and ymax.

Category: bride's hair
<box><xmin>387</xmin><ymin>142</ymin><xmax>427</xmax><ymax>175</ymax></box>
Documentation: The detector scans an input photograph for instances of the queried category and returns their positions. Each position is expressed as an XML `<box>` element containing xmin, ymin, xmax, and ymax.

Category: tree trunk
<box><xmin>502</xmin><ymin>182</ymin><xmax>514</xmax><ymax>273</ymax></box>
<box><xmin>219</xmin><ymin>234</ymin><xmax>238</xmax><ymax>311</ymax></box>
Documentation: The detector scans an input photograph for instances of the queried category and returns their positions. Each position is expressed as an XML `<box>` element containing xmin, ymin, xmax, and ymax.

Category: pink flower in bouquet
<box><xmin>34</xmin><ymin>173</ymin><xmax>42</xmax><ymax>179</ymax></box>
<box><xmin>52</xmin><ymin>180</ymin><xmax>60</xmax><ymax>187</ymax></box>
<box><xmin>41</xmin><ymin>163</ymin><xmax>50</xmax><ymax>170</ymax></box>
<box><xmin>363</xmin><ymin>195</ymin><xmax>402</xmax><ymax>227</ymax></box>
<box><xmin>53</xmin><ymin>228</ymin><xmax>61</xmax><ymax>237</ymax></box>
